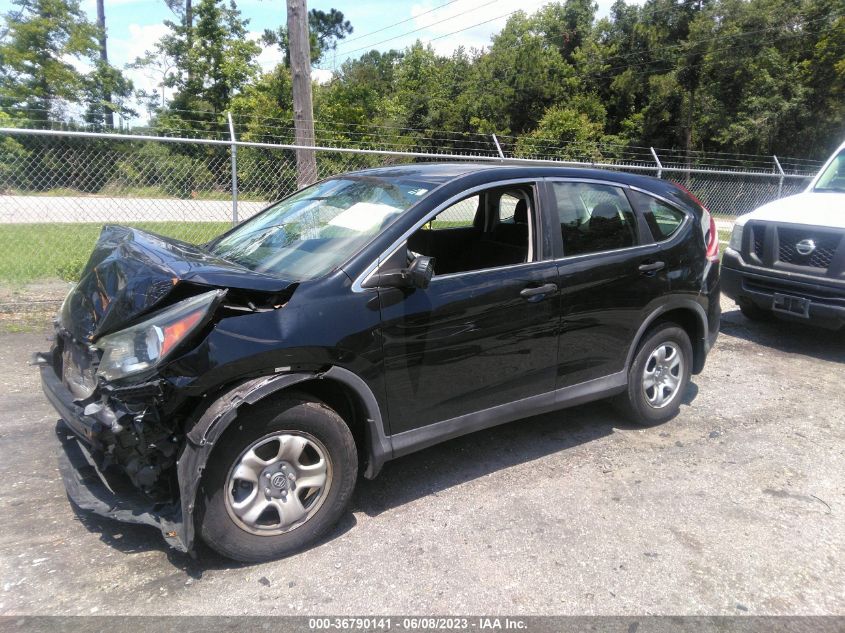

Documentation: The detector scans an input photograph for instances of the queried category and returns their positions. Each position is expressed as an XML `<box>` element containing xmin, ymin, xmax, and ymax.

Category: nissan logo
<box><xmin>795</xmin><ymin>239</ymin><xmax>816</xmax><ymax>256</ymax></box>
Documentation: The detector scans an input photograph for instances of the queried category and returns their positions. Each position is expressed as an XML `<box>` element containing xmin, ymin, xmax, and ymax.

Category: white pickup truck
<box><xmin>722</xmin><ymin>140</ymin><xmax>845</xmax><ymax>329</ymax></box>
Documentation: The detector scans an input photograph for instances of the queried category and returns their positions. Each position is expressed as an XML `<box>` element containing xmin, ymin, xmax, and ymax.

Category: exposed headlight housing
<box><xmin>95</xmin><ymin>290</ymin><xmax>225</xmax><ymax>381</ymax></box>
<box><xmin>58</xmin><ymin>283</ymin><xmax>77</xmax><ymax>330</ymax></box>
<box><xmin>728</xmin><ymin>223</ymin><xmax>744</xmax><ymax>251</ymax></box>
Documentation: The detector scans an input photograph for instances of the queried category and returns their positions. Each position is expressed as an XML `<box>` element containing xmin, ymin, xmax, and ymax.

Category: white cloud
<box><xmin>109</xmin><ymin>23</ymin><xmax>172</xmax><ymax>99</ymax></box>
<box><xmin>312</xmin><ymin>68</ymin><xmax>334</xmax><ymax>84</ymax></box>
<box><xmin>61</xmin><ymin>53</ymin><xmax>93</xmax><ymax>74</ymax></box>
<box><xmin>251</xmin><ymin>31</ymin><xmax>283</xmax><ymax>73</ymax></box>
<box><xmin>251</xmin><ymin>32</ymin><xmax>334</xmax><ymax>85</ymax></box>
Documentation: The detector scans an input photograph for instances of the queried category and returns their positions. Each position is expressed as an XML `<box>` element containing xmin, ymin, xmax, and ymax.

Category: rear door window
<box><xmin>551</xmin><ymin>182</ymin><xmax>639</xmax><ymax>256</ymax></box>
<box><xmin>629</xmin><ymin>190</ymin><xmax>687</xmax><ymax>240</ymax></box>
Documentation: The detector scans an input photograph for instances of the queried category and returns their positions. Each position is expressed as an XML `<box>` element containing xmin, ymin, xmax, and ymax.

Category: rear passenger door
<box><xmin>545</xmin><ymin>180</ymin><xmax>670</xmax><ymax>389</ymax></box>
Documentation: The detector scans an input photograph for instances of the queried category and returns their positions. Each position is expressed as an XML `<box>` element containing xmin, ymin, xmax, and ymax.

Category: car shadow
<box><xmin>353</xmin><ymin>400</ymin><xmax>644</xmax><ymax>518</ymax></box>
<box><xmin>69</xmin><ymin>492</ymin><xmax>359</xmax><ymax>576</ymax></box>
<box><xmin>70</xmin><ymin>396</ymin><xmax>686</xmax><ymax>570</ymax></box>
<box><xmin>719</xmin><ymin>306</ymin><xmax>845</xmax><ymax>363</ymax></box>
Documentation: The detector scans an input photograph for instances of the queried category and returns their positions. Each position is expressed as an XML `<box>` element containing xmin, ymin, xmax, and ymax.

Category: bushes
<box><xmin>111</xmin><ymin>142</ymin><xmax>219</xmax><ymax>199</ymax></box>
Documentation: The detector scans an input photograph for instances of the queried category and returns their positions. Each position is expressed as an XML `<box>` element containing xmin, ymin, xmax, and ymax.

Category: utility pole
<box><xmin>96</xmin><ymin>0</ymin><xmax>113</xmax><ymax>128</ymax></box>
<box><xmin>185</xmin><ymin>0</ymin><xmax>193</xmax><ymax>81</ymax></box>
<box><xmin>287</xmin><ymin>0</ymin><xmax>318</xmax><ymax>187</ymax></box>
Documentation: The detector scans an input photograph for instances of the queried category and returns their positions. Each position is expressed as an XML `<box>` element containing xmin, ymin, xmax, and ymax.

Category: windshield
<box><xmin>814</xmin><ymin>150</ymin><xmax>845</xmax><ymax>193</ymax></box>
<box><xmin>210</xmin><ymin>176</ymin><xmax>431</xmax><ymax>280</ymax></box>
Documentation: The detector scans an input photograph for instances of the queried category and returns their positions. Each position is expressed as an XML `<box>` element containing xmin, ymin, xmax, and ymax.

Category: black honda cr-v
<box><xmin>38</xmin><ymin>163</ymin><xmax>720</xmax><ymax>562</ymax></box>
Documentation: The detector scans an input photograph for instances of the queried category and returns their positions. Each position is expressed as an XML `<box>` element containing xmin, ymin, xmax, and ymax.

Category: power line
<box><xmin>337</xmin><ymin>0</ymin><xmax>463</xmax><ymax>46</ymax></box>
<box><xmin>334</xmin><ymin>0</ymin><xmax>503</xmax><ymax>57</ymax></box>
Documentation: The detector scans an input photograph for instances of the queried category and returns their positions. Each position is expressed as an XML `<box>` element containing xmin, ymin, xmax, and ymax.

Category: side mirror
<box><xmin>405</xmin><ymin>255</ymin><xmax>435</xmax><ymax>289</ymax></box>
<box><xmin>376</xmin><ymin>255</ymin><xmax>436</xmax><ymax>290</ymax></box>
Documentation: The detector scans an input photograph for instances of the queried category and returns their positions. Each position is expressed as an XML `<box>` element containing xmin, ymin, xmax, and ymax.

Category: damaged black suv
<box><xmin>38</xmin><ymin>164</ymin><xmax>720</xmax><ymax>562</ymax></box>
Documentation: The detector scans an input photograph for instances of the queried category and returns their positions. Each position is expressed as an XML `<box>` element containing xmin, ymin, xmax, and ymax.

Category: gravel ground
<box><xmin>0</xmin><ymin>296</ymin><xmax>842</xmax><ymax>616</ymax></box>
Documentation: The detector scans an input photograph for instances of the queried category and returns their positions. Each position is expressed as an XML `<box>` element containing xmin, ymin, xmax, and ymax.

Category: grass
<box><xmin>0</xmin><ymin>222</ymin><xmax>230</xmax><ymax>284</ymax></box>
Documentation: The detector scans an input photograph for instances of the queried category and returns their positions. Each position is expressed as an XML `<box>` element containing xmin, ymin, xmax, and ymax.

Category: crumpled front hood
<box><xmin>737</xmin><ymin>192</ymin><xmax>845</xmax><ymax>229</ymax></box>
<box><xmin>63</xmin><ymin>225</ymin><xmax>296</xmax><ymax>342</ymax></box>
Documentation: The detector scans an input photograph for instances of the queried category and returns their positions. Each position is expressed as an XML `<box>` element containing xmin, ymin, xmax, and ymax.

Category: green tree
<box><xmin>262</xmin><ymin>8</ymin><xmax>353</xmax><ymax>67</ymax></box>
<box><xmin>797</xmin><ymin>0</ymin><xmax>845</xmax><ymax>155</ymax></box>
<box><xmin>168</xmin><ymin>0</ymin><xmax>260</xmax><ymax>117</ymax></box>
<box><xmin>391</xmin><ymin>44</ymin><xmax>472</xmax><ymax>133</ymax></box>
<box><xmin>83</xmin><ymin>60</ymin><xmax>136</xmax><ymax>128</ymax></box>
<box><xmin>515</xmin><ymin>101</ymin><xmax>607</xmax><ymax>160</ymax></box>
<box><xmin>0</xmin><ymin>0</ymin><xmax>134</xmax><ymax>126</ymax></box>
<box><xmin>461</xmin><ymin>11</ymin><xmax>576</xmax><ymax>135</ymax></box>
<box><xmin>0</xmin><ymin>0</ymin><xmax>98</xmax><ymax>120</ymax></box>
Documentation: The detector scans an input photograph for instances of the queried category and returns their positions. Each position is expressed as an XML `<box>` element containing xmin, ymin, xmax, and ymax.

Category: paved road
<box><xmin>0</xmin><ymin>195</ymin><xmax>269</xmax><ymax>224</ymax></box>
<box><xmin>0</xmin><ymin>297</ymin><xmax>842</xmax><ymax>615</ymax></box>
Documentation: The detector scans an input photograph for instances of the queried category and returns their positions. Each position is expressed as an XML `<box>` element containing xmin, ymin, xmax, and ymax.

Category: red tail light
<box><xmin>672</xmin><ymin>181</ymin><xmax>719</xmax><ymax>262</ymax></box>
<box><xmin>705</xmin><ymin>213</ymin><xmax>719</xmax><ymax>261</ymax></box>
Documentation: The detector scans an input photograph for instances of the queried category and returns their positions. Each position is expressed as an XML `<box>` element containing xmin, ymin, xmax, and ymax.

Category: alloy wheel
<box><xmin>642</xmin><ymin>341</ymin><xmax>684</xmax><ymax>409</ymax></box>
<box><xmin>224</xmin><ymin>431</ymin><xmax>333</xmax><ymax>536</ymax></box>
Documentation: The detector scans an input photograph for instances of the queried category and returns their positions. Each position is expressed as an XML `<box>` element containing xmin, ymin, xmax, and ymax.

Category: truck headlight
<box><xmin>95</xmin><ymin>290</ymin><xmax>225</xmax><ymax>381</ymax></box>
<box><xmin>728</xmin><ymin>224</ymin><xmax>744</xmax><ymax>251</ymax></box>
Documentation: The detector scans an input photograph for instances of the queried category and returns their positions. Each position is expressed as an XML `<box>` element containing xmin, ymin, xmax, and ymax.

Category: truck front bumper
<box><xmin>722</xmin><ymin>249</ymin><xmax>845</xmax><ymax>330</ymax></box>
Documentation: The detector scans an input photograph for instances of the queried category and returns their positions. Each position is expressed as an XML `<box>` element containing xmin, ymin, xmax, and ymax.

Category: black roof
<box><xmin>348</xmin><ymin>161</ymin><xmax>656</xmax><ymax>187</ymax></box>
<box><xmin>346</xmin><ymin>162</ymin><xmax>700</xmax><ymax>211</ymax></box>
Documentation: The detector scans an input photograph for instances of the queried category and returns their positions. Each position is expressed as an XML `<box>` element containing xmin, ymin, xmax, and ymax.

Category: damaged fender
<box><xmin>175</xmin><ymin>366</ymin><xmax>393</xmax><ymax>553</ymax></box>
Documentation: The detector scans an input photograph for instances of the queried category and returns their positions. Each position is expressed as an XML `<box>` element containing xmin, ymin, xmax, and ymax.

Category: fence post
<box><xmin>650</xmin><ymin>147</ymin><xmax>662</xmax><ymax>178</ymax></box>
<box><xmin>772</xmin><ymin>155</ymin><xmax>785</xmax><ymax>198</ymax></box>
<box><xmin>227</xmin><ymin>111</ymin><xmax>239</xmax><ymax>226</ymax></box>
<box><xmin>491</xmin><ymin>134</ymin><xmax>505</xmax><ymax>161</ymax></box>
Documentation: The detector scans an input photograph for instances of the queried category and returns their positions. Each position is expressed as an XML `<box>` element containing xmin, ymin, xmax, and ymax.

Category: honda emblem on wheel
<box><xmin>795</xmin><ymin>239</ymin><xmax>816</xmax><ymax>256</ymax></box>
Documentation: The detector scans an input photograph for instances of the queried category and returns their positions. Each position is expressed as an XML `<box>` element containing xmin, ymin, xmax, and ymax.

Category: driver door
<box><xmin>376</xmin><ymin>183</ymin><xmax>560</xmax><ymax>435</ymax></box>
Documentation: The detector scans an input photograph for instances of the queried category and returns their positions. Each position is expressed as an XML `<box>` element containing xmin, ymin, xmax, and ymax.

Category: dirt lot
<box><xmin>0</xmin><ymin>296</ymin><xmax>842</xmax><ymax>616</ymax></box>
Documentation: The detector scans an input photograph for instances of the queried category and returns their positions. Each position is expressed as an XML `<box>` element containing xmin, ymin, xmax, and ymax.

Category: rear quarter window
<box><xmin>629</xmin><ymin>190</ymin><xmax>687</xmax><ymax>241</ymax></box>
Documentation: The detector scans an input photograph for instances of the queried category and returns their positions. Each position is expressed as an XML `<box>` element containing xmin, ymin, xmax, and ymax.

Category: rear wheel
<box><xmin>198</xmin><ymin>395</ymin><xmax>357</xmax><ymax>563</ymax></box>
<box><xmin>615</xmin><ymin>323</ymin><xmax>692</xmax><ymax>426</ymax></box>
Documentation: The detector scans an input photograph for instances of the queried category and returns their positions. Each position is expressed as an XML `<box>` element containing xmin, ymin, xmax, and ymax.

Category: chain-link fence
<box><xmin>0</xmin><ymin>125</ymin><xmax>819</xmax><ymax>319</ymax></box>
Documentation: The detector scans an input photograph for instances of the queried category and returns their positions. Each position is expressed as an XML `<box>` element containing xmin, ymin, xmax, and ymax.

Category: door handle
<box><xmin>520</xmin><ymin>283</ymin><xmax>558</xmax><ymax>299</ymax></box>
<box><xmin>638</xmin><ymin>261</ymin><xmax>665</xmax><ymax>274</ymax></box>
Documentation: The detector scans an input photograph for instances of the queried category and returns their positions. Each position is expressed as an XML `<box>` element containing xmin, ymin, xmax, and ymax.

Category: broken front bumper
<box><xmin>40</xmin><ymin>358</ymin><xmax>189</xmax><ymax>552</ymax></box>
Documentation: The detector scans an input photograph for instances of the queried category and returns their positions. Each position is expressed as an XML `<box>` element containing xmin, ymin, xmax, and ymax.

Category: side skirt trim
<box><xmin>390</xmin><ymin>371</ymin><xmax>627</xmax><ymax>458</ymax></box>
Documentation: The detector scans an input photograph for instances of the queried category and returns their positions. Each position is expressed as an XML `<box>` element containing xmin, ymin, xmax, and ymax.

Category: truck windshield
<box><xmin>210</xmin><ymin>176</ymin><xmax>431</xmax><ymax>280</ymax></box>
<box><xmin>814</xmin><ymin>151</ymin><xmax>845</xmax><ymax>193</ymax></box>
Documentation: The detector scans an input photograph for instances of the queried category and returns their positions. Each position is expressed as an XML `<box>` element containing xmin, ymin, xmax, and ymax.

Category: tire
<box><xmin>739</xmin><ymin>301</ymin><xmax>772</xmax><ymax>321</ymax></box>
<box><xmin>197</xmin><ymin>394</ymin><xmax>358</xmax><ymax>563</ymax></box>
<box><xmin>614</xmin><ymin>322</ymin><xmax>692</xmax><ymax>426</ymax></box>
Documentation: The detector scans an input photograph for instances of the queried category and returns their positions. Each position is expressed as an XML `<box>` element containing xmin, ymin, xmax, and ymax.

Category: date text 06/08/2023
<box><xmin>307</xmin><ymin>617</ymin><xmax>529</xmax><ymax>630</ymax></box>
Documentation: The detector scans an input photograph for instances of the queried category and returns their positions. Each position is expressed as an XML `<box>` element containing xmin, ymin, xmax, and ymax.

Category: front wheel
<box><xmin>198</xmin><ymin>395</ymin><xmax>358</xmax><ymax>563</ymax></box>
<box><xmin>615</xmin><ymin>323</ymin><xmax>692</xmax><ymax>426</ymax></box>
